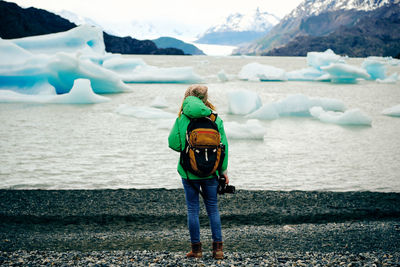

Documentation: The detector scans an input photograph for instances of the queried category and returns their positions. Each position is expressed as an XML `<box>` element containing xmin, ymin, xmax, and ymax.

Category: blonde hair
<box><xmin>178</xmin><ymin>84</ymin><xmax>216</xmax><ymax>117</ymax></box>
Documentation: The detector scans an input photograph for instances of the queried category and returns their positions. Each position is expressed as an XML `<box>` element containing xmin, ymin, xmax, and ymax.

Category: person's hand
<box><xmin>222</xmin><ymin>173</ymin><xmax>229</xmax><ymax>184</ymax></box>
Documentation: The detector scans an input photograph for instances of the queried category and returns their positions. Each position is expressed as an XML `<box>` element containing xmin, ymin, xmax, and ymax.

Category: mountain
<box><xmin>235</xmin><ymin>0</ymin><xmax>398</xmax><ymax>55</ymax></box>
<box><xmin>196</xmin><ymin>8</ymin><xmax>280</xmax><ymax>46</ymax></box>
<box><xmin>152</xmin><ymin>37</ymin><xmax>205</xmax><ymax>55</ymax></box>
<box><xmin>0</xmin><ymin>1</ymin><xmax>184</xmax><ymax>55</ymax></box>
<box><xmin>264</xmin><ymin>3</ymin><xmax>400</xmax><ymax>57</ymax></box>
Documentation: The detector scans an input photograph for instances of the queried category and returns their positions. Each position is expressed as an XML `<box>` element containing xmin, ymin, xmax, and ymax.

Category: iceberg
<box><xmin>9</xmin><ymin>25</ymin><xmax>105</xmax><ymax>55</ymax></box>
<box><xmin>119</xmin><ymin>65</ymin><xmax>203</xmax><ymax>84</ymax></box>
<box><xmin>217</xmin><ymin>69</ymin><xmax>229</xmax><ymax>82</ymax></box>
<box><xmin>224</xmin><ymin>120</ymin><xmax>266</xmax><ymax>140</ymax></box>
<box><xmin>382</xmin><ymin>104</ymin><xmax>400</xmax><ymax>117</ymax></box>
<box><xmin>0</xmin><ymin>79</ymin><xmax>110</xmax><ymax>104</ymax></box>
<box><xmin>115</xmin><ymin>104</ymin><xmax>175</xmax><ymax>119</ymax></box>
<box><xmin>228</xmin><ymin>90</ymin><xmax>262</xmax><ymax>115</ymax></box>
<box><xmin>238</xmin><ymin>62</ymin><xmax>287</xmax><ymax>81</ymax></box>
<box><xmin>248</xmin><ymin>94</ymin><xmax>346</xmax><ymax>120</ymax></box>
<box><xmin>102</xmin><ymin>56</ymin><xmax>146</xmax><ymax>72</ymax></box>
<box><xmin>310</xmin><ymin>106</ymin><xmax>372</xmax><ymax>126</ymax></box>
<box><xmin>150</xmin><ymin>96</ymin><xmax>169</xmax><ymax>109</ymax></box>
<box><xmin>377</xmin><ymin>73</ymin><xmax>398</xmax><ymax>84</ymax></box>
<box><xmin>307</xmin><ymin>49</ymin><xmax>345</xmax><ymax>70</ymax></box>
<box><xmin>362</xmin><ymin>59</ymin><xmax>387</xmax><ymax>80</ymax></box>
<box><xmin>286</xmin><ymin>67</ymin><xmax>330</xmax><ymax>81</ymax></box>
<box><xmin>320</xmin><ymin>63</ymin><xmax>370</xmax><ymax>83</ymax></box>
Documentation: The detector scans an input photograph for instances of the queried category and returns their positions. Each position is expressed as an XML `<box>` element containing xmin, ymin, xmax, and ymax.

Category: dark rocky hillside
<box><xmin>0</xmin><ymin>1</ymin><xmax>184</xmax><ymax>55</ymax></box>
<box><xmin>264</xmin><ymin>4</ymin><xmax>400</xmax><ymax>57</ymax></box>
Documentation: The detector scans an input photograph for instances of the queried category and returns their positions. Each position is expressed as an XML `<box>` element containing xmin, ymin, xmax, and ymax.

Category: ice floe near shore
<box><xmin>224</xmin><ymin>120</ymin><xmax>266</xmax><ymax>140</ymax></box>
<box><xmin>310</xmin><ymin>107</ymin><xmax>372</xmax><ymax>126</ymax></box>
<box><xmin>382</xmin><ymin>105</ymin><xmax>400</xmax><ymax>117</ymax></box>
<box><xmin>228</xmin><ymin>90</ymin><xmax>262</xmax><ymax>115</ymax></box>
<box><xmin>115</xmin><ymin>104</ymin><xmax>175</xmax><ymax>119</ymax></box>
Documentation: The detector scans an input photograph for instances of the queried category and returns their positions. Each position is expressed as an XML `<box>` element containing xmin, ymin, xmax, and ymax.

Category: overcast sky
<box><xmin>10</xmin><ymin>0</ymin><xmax>304</xmax><ymax>26</ymax></box>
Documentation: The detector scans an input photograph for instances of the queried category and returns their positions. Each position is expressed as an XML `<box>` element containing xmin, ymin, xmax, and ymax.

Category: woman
<box><xmin>168</xmin><ymin>84</ymin><xmax>229</xmax><ymax>259</ymax></box>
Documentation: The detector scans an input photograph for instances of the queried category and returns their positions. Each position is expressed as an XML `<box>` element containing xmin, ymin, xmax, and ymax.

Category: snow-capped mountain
<box><xmin>196</xmin><ymin>8</ymin><xmax>280</xmax><ymax>46</ymax></box>
<box><xmin>235</xmin><ymin>0</ymin><xmax>399</xmax><ymax>55</ymax></box>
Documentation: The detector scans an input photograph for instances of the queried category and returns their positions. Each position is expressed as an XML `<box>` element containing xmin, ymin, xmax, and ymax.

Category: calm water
<box><xmin>1</xmin><ymin>55</ymin><xmax>400</xmax><ymax>192</ymax></box>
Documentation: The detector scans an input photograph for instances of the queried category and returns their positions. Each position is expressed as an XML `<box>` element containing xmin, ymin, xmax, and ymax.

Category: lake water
<box><xmin>1</xmin><ymin>55</ymin><xmax>399</xmax><ymax>192</ymax></box>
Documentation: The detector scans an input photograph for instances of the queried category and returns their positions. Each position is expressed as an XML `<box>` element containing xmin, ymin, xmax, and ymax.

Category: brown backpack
<box><xmin>181</xmin><ymin>113</ymin><xmax>225</xmax><ymax>177</ymax></box>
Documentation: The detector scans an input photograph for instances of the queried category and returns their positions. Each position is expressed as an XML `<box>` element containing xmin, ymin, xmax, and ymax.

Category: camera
<box><xmin>217</xmin><ymin>176</ymin><xmax>235</xmax><ymax>195</ymax></box>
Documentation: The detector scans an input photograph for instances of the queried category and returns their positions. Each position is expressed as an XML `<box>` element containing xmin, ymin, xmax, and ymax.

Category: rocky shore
<box><xmin>1</xmin><ymin>189</ymin><xmax>399</xmax><ymax>266</ymax></box>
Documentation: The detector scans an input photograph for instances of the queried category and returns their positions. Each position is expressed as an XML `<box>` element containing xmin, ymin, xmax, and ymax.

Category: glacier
<box><xmin>310</xmin><ymin>106</ymin><xmax>372</xmax><ymax>126</ymax></box>
<box><xmin>228</xmin><ymin>89</ymin><xmax>262</xmax><ymax>115</ymax></box>
<box><xmin>247</xmin><ymin>94</ymin><xmax>346</xmax><ymax>119</ymax></box>
<box><xmin>382</xmin><ymin>105</ymin><xmax>400</xmax><ymax>117</ymax></box>
<box><xmin>224</xmin><ymin>120</ymin><xmax>266</xmax><ymax>140</ymax></box>
<box><xmin>320</xmin><ymin>63</ymin><xmax>370</xmax><ymax>83</ymax></box>
<box><xmin>362</xmin><ymin>59</ymin><xmax>387</xmax><ymax>80</ymax></box>
<box><xmin>306</xmin><ymin>49</ymin><xmax>345</xmax><ymax>70</ymax></box>
<box><xmin>238</xmin><ymin>62</ymin><xmax>287</xmax><ymax>81</ymax></box>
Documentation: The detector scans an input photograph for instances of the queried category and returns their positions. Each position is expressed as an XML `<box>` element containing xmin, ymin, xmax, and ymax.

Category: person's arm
<box><xmin>168</xmin><ymin>117</ymin><xmax>181</xmax><ymax>152</ymax></box>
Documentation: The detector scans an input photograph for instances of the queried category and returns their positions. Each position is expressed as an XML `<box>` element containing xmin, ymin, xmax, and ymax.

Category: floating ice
<box><xmin>238</xmin><ymin>62</ymin><xmax>287</xmax><ymax>81</ymax></box>
<box><xmin>0</xmin><ymin>79</ymin><xmax>110</xmax><ymax>104</ymax></box>
<box><xmin>362</xmin><ymin>59</ymin><xmax>387</xmax><ymax>80</ymax></box>
<box><xmin>286</xmin><ymin>67</ymin><xmax>329</xmax><ymax>81</ymax></box>
<box><xmin>115</xmin><ymin>104</ymin><xmax>175</xmax><ymax>119</ymax></box>
<box><xmin>307</xmin><ymin>49</ymin><xmax>345</xmax><ymax>70</ymax></box>
<box><xmin>228</xmin><ymin>90</ymin><xmax>262</xmax><ymax>115</ymax></box>
<box><xmin>310</xmin><ymin>106</ymin><xmax>372</xmax><ymax>126</ymax></box>
<box><xmin>248</xmin><ymin>94</ymin><xmax>346</xmax><ymax>120</ymax></box>
<box><xmin>9</xmin><ymin>25</ymin><xmax>105</xmax><ymax>55</ymax></box>
<box><xmin>382</xmin><ymin>104</ymin><xmax>400</xmax><ymax>117</ymax></box>
<box><xmin>151</xmin><ymin>96</ymin><xmax>169</xmax><ymax>109</ymax></box>
<box><xmin>217</xmin><ymin>69</ymin><xmax>229</xmax><ymax>82</ymax></box>
<box><xmin>120</xmin><ymin>65</ymin><xmax>203</xmax><ymax>84</ymax></box>
<box><xmin>377</xmin><ymin>73</ymin><xmax>398</xmax><ymax>84</ymax></box>
<box><xmin>224</xmin><ymin>120</ymin><xmax>266</xmax><ymax>140</ymax></box>
<box><xmin>102</xmin><ymin>56</ymin><xmax>146</xmax><ymax>72</ymax></box>
<box><xmin>320</xmin><ymin>63</ymin><xmax>370</xmax><ymax>83</ymax></box>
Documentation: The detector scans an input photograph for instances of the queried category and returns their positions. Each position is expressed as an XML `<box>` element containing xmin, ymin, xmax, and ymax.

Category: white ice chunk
<box><xmin>286</xmin><ymin>67</ymin><xmax>329</xmax><ymax>81</ymax></box>
<box><xmin>103</xmin><ymin>56</ymin><xmax>146</xmax><ymax>72</ymax></box>
<box><xmin>246</xmin><ymin>103</ymin><xmax>279</xmax><ymax>120</ymax></box>
<box><xmin>377</xmin><ymin>73</ymin><xmax>398</xmax><ymax>84</ymax></box>
<box><xmin>320</xmin><ymin>63</ymin><xmax>370</xmax><ymax>83</ymax></box>
<box><xmin>51</xmin><ymin>79</ymin><xmax>110</xmax><ymax>104</ymax></box>
<box><xmin>0</xmin><ymin>39</ymin><xmax>33</xmax><ymax>65</ymax></box>
<box><xmin>217</xmin><ymin>69</ymin><xmax>229</xmax><ymax>82</ymax></box>
<box><xmin>151</xmin><ymin>96</ymin><xmax>169</xmax><ymax>109</ymax></box>
<box><xmin>228</xmin><ymin>90</ymin><xmax>262</xmax><ymax>115</ymax></box>
<box><xmin>362</xmin><ymin>59</ymin><xmax>387</xmax><ymax>80</ymax></box>
<box><xmin>115</xmin><ymin>104</ymin><xmax>175</xmax><ymax>119</ymax></box>
<box><xmin>224</xmin><ymin>120</ymin><xmax>266</xmax><ymax>140</ymax></box>
<box><xmin>0</xmin><ymin>79</ymin><xmax>109</xmax><ymax>104</ymax></box>
<box><xmin>307</xmin><ymin>49</ymin><xmax>345</xmax><ymax>70</ymax></box>
<box><xmin>310</xmin><ymin>106</ymin><xmax>372</xmax><ymax>126</ymax></box>
<box><xmin>121</xmin><ymin>65</ymin><xmax>203</xmax><ymax>84</ymax></box>
<box><xmin>238</xmin><ymin>62</ymin><xmax>287</xmax><ymax>81</ymax></box>
<box><xmin>247</xmin><ymin>94</ymin><xmax>346</xmax><ymax>120</ymax></box>
<box><xmin>9</xmin><ymin>25</ymin><xmax>105</xmax><ymax>55</ymax></box>
<box><xmin>382</xmin><ymin>104</ymin><xmax>400</xmax><ymax>117</ymax></box>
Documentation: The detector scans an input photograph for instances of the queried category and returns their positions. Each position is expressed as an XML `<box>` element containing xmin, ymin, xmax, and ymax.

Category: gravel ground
<box><xmin>1</xmin><ymin>189</ymin><xmax>399</xmax><ymax>265</ymax></box>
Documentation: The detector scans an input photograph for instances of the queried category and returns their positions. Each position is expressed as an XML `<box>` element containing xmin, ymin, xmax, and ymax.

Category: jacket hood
<box><xmin>182</xmin><ymin>96</ymin><xmax>212</xmax><ymax>119</ymax></box>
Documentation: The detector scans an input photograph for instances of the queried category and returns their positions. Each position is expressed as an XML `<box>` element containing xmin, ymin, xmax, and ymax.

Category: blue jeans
<box><xmin>181</xmin><ymin>178</ymin><xmax>222</xmax><ymax>243</ymax></box>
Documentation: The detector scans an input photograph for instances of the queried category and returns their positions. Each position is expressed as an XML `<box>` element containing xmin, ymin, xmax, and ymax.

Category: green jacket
<box><xmin>168</xmin><ymin>96</ymin><xmax>228</xmax><ymax>180</ymax></box>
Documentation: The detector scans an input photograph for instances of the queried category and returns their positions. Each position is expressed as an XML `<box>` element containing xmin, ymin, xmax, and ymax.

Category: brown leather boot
<box><xmin>212</xmin><ymin>241</ymin><xmax>224</xmax><ymax>259</ymax></box>
<box><xmin>186</xmin><ymin>242</ymin><xmax>202</xmax><ymax>258</ymax></box>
